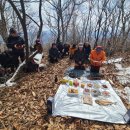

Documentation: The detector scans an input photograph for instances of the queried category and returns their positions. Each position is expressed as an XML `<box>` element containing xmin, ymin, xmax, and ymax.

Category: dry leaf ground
<box><xmin>0</xmin><ymin>53</ymin><xmax>130</xmax><ymax>130</ymax></box>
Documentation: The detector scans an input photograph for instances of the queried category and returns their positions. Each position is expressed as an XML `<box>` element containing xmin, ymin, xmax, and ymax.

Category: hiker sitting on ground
<box><xmin>34</xmin><ymin>39</ymin><xmax>43</xmax><ymax>53</ymax></box>
<box><xmin>27</xmin><ymin>39</ymin><xmax>43</xmax><ymax>72</ymax></box>
<box><xmin>62</xmin><ymin>43</ymin><xmax>70</xmax><ymax>57</ymax></box>
<box><xmin>49</xmin><ymin>43</ymin><xmax>60</xmax><ymax>63</ymax></box>
<box><xmin>57</xmin><ymin>42</ymin><xmax>64</xmax><ymax>58</ymax></box>
<box><xmin>69</xmin><ymin>44</ymin><xmax>77</xmax><ymax>59</ymax></box>
<box><xmin>83</xmin><ymin>42</ymin><xmax>91</xmax><ymax>64</ymax></box>
<box><xmin>90</xmin><ymin>46</ymin><xmax>106</xmax><ymax>75</ymax></box>
<box><xmin>74</xmin><ymin>43</ymin><xmax>86</xmax><ymax>70</ymax></box>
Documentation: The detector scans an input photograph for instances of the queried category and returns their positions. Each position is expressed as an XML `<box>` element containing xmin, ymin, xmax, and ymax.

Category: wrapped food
<box><xmin>87</xmin><ymin>83</ymin><xmax>93</xmax><ymax>88</ymax></box>
<box><xmin>73</xmin><ymin>79</ymin><xmax>79</xmax><ymax>87</ymax></box>
<box><xmin>102</xmin><ymin>91</ymin><xmax>110</xmax><ymax>97</ymax></box>
<box><xmin>83</xmin><ymin>95</ymin><xmax>93</xmax><ymax>105</ymax></box>
<box><xmin>102</xmin><ymin>85</ymin><xmax>108</xmax><ymax>89</ymax></box>
<box><xmin>60</xmin><ymin>79</ymin><xmax>69</xmax><ymax>84</ymax></box>
<box><xmin>95</xmin><ymin>99</ymin><xmax>114</xmax><ymax>106</ymax></box>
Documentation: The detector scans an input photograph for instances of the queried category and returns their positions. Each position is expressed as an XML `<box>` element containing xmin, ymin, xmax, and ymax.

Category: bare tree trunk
<box><xmin>0</xmin><ymin>0</ymin><xmax>8</xmax><ymax>40</ymax></box>
<box><xmin>37</xmin><ymin>0</ymin><xmax>43</xmax><ymax>39</ymax></box>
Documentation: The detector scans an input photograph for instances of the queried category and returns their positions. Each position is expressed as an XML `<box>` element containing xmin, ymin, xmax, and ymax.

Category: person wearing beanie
<box><xmin>34</xmin><ymin>39</ymin><xmax>43</xmax><ymax>53</ymax></box>
<box><xmin>6</xmin><ymin>28</ymin><xmax>25</xmax><ymax>67</ymax></box>
<box><xmin>90</xmin><ymin>46</ymin><xmax>106</xmax><ymax>75</ymax></box>
<box><xmin>74</xmin><ymin>43</ymin><xmax>86</xmax><ymax>70</ymax></box>
<box><xmin>49</xmin><ymin>43</ymin><xmax>60</xmax><ymax>63</ymax></box>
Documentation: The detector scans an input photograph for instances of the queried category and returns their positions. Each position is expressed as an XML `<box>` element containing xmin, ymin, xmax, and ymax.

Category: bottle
<box><xmin>55</xmin><ymin>75</ymin><xmax>58</xmax><ymax>83</ymax></box>
<box><xmin>47</xmin><ymin>97</ymin><xmax>54</xmax><ymax>115</ymax></box>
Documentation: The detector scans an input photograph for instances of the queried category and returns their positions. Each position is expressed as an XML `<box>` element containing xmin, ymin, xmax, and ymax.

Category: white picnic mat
<box><xmin>53</xmin><ymin>78</ymin><xmax>127</xmax><ymax>124</ymax></box>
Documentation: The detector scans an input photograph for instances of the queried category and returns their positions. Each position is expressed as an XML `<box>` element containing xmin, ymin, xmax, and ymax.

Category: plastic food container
<box><xmin>83</xmin><ymin>88</ymin><xmax>91</xmax><ymax>95</ymax></box>
<box><xmin>67</xmin><ymin>88</ymin><xmax>79</xmax><ymax>96</ymax></box>
<box><xmin>91</xmin><ymin>89</ymin><xmax>101</xmax><ymax>97</ymax></box>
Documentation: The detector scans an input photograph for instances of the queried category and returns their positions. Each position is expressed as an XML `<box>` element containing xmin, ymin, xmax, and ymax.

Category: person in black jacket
<box><xmin>74</xmin><ymin>43</ymin><xmax>86</xmax><ymax>70</ymax></box>
<box><xmin>6</xmin><ymin>28</ymin><xmax>25</xmax><ymax>65</ymax></box>
<box><xmin>49</xmin><ymin>43</ymin><xmax>60</xmax><ymax>63</ymax></box>
<box><xmin>83</xmin><ymin>42</ymin><xmax>91</xmax><ymax>64</ymax></box>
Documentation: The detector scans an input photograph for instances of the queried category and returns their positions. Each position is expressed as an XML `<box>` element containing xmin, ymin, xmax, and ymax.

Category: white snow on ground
<box><xmin>115</xmin><ymin>63</ymin><xmax>130</xmax><ymax>85</ymax></box>
<box><xmin>105</xmin><ymin>58</ymin><xmax>122</xmax><ymax>64</ymax></box>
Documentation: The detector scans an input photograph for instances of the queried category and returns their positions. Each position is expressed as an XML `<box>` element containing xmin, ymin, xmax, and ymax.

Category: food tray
<box><xmin>67</xmin><ymin>88</ymin><xmax>79</xmax><ymax>96</ymax></box>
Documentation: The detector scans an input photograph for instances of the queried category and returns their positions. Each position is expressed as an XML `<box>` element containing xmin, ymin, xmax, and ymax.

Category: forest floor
<box><xmin>0</xmin><ymin>52</ymin><xmax>130</xmax><ymax>130</ymax></box>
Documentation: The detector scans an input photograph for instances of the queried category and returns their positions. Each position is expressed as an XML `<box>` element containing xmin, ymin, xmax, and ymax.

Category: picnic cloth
<box><xmin>53</xmin><ymin>78</ymin><xmax>127</xmax><ymax>124</ymax></box>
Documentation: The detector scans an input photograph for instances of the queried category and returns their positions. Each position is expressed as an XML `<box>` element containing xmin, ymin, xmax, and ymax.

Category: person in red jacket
<box><xmin>90</xmin><ymin>46</ymin><xmax>106</xmax><ymax>75</ymax></box>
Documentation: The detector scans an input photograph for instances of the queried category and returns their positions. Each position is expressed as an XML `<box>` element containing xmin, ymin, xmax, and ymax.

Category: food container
<box><xmin>91</xmin><ymin>89</ymin><xmax>101</xmax><ymax>97</ymax></box>
<box><xmin>83</xmin><ymin>88</ymin><xmax>91</xmax><ymax>95</ymax></box>
<box><xmin>81</xmin><ymin>83</ymin><xmax>86</xmax><ymax>88</ymax></box>
<box><xmin>67</xmin><ymin>88</ymin><xmax>79</xmax><ymax>96</ymax></box>
<box><xmin>87</xmin><ymin>82</ymin><xmax>93</xmax><ymax>88</ymax></box>
<box><xmin>102</xmin><ymin>85</ymin><xmax>108</xmax><ymax>89</ymax></box>
<box><xmin>102</xmin><ymin>91</ymin><xmax>110</xmax><ymax>97</ymax></box>
<box><xmin>60</xmin><ymin>79</ymin><xmax>69</xmax><ymax>84</ymax></box>
<box><xmin>73</xmin><ymin>79</ymin><xmax>79</xmax><ymax>87</ymax></box>
<box><xmin>93</xmin><ymin>83</ymin><xmax>101</xmax><ymax>90</ymax></box>
<box><xmin>69</xmin><ymin>80</ymin><xmax>73</xmax><ymax>86</ymax></box>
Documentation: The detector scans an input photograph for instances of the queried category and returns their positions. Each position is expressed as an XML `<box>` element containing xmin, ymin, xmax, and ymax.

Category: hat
<box><xmin>78</xmin><ymin>43</ymin><xmax>83</xmax><ymax>47</ymax></box>
<box><xmin>96</xmin><ymin>46</ymin><xmax>103</xmax><ymax>51</ymax></box>
<box><xmin>9</xmin><ymin>28</ymin><xmax>16</xmax><ymax>34</ymax></box>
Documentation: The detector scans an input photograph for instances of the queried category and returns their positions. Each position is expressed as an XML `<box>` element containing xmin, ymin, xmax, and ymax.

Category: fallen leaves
<box><xmin>0</xmin><ymin>54</ymin><xmax>130</xmax><ymax>129</ymax></box>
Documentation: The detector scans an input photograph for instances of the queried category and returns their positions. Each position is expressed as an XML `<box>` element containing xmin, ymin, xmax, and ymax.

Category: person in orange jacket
<box><xmin>90</xmin><ymin>46</ymin><xmax>106</xmax><ymax>75</ymax></box>
<box><xmin>69</xmin><ymin>44</ymin><xmax>77</xmax><ymax>59</ymax></box>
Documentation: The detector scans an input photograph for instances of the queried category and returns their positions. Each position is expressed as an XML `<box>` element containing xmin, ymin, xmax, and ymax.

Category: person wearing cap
<box><xmin>49</xmin><ymin>43</ymin><xmax>60</xmax><ymax>63</ymax></box>
<box><xmin>90</xmin><ymin>46</ymin><xmax>106</xmax><ymax>75</ymax></box>
<box><xmin>74</xmin><ymin>43</ymin><xmax>86</xmax><ymax>70</ymax></box>
<box><xmin>6</xmin><ymin>28</ymin><xmax>25</xmax><ymax>66</ymax></box>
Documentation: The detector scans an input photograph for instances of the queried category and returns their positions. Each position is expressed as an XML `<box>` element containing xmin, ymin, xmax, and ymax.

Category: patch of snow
<box><xmin>115</xmin><ymin>63</ymin><xmax>123</xmax><ymax>71</ymax></box>
<box><xmin>105</xmin><ymin>58</ymin><xmax>122</xmax><ymax>64</ymax></box>
<box><xmin>115</xmin><ymin>63</ymin><xmax>130</xmax><ymax>85</ymax></box>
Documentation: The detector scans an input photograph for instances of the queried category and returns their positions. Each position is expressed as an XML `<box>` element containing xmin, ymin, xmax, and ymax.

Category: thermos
<box><xmin>47</xmin><ymin>97</ymin><xmax>54</xmax><ymax>115</ymax></box>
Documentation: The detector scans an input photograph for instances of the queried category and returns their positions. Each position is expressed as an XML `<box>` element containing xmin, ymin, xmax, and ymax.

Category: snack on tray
<box><xmin>87</xmin><ymin>83</ymin><xmax>93</xmax><ymax>87</ymax></box>
<box><xmin>91</xmin><ymin>89</ymin><xmax>101</xmax><ymax>97</ymax></box>
<box><xmin>60</xmin><ymin>79</ymin><xmax>69</xmax><ymax>84</ymax></box>
<box><xmin>102</xmin><ymin>91</ymin><xmax>110</xmax><ymax>97</ymax></box>
<box><xmin>68</xmin><ymin>88</ymin><xmax>78</xmax><ymax>94</ymax></box>
<box><xmin>83</xmin><ymin>88</ymin><xmax>90</xmax><ymax>95</ymax></box>
<box><xmin>83</xmin><ymin>95</ymin><xmax>93</xmax><ymax>105</ymax></box>
<box><xmin>95</xmin><ymin>99</ymin><xmax>114</xmax><ymax>106</ymax></box>
<box><xmin>81</xmin><ymin>83</ymin><xmax>85</xmax><ymax>88</ymax></box>
<box><xmin>102</xmin><ymin>85</ymin><xmax>108</xmax><ymax>89</ymax></box>
<box><xmin>94</xmin><ymin>83</ymin><xmax>100</xmax><ymax>89</ymax></box>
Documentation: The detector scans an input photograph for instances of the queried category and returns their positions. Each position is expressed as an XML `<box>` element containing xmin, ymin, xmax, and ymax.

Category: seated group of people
<box><xmin>4</xmin><ymin>28</ymin><xmax>106</xmax><ymax>75</ymax></box>
<box><xmin>48</xmin><ymin>43</ymin><xmax>70</xmax><ymax>63</ymax></box>
<box><xmin>49</xmin><ymin>42</ymin><xmax>106</xmax><ymax>75</ymax></box>
<box><xmin>4</xmin><ymin>28</ymin><xmax>43</xmax><ymax>72</ymax></box>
